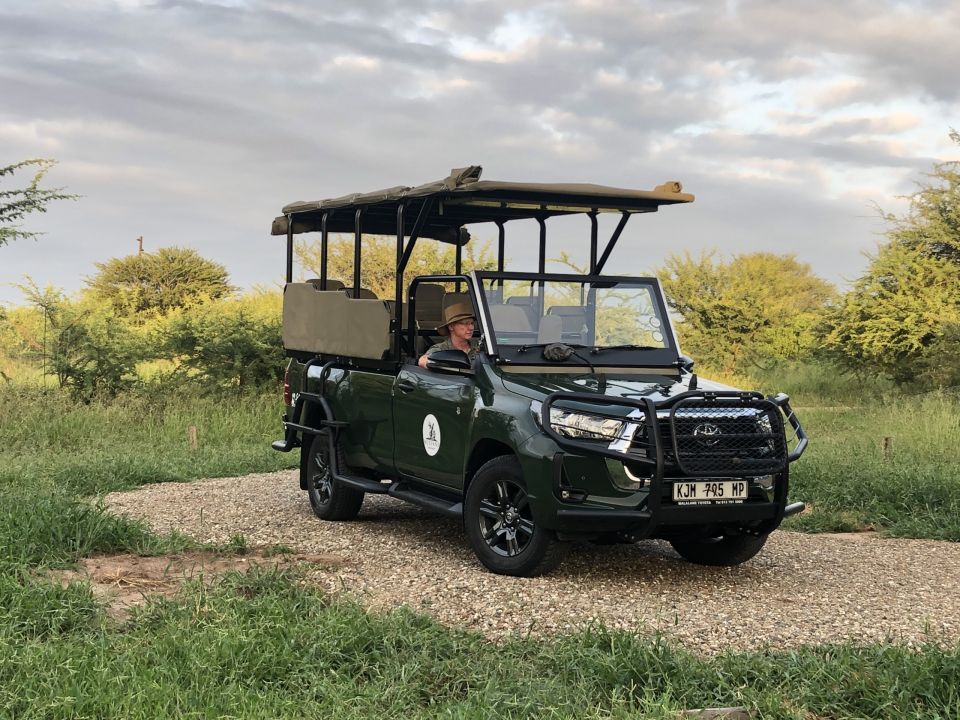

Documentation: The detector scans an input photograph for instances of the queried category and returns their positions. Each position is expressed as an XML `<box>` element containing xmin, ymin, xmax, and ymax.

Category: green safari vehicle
<box><xmin>271</xmin><ymin>166</ymin><xmax>808</xmax><ymax>576</ymax></box>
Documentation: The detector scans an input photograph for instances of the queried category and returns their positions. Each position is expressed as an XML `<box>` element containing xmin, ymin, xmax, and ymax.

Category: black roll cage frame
<box><xmin>283</xmin><ymin>200</ymin><xmax>637</xmax><ymax>363</ymax></box>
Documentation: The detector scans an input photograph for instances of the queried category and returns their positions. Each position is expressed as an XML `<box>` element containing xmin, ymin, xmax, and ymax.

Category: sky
<box><xmin>2</xmin><ymin>0</ymin><xmax>959</xmax><ymax>305</ymax></box>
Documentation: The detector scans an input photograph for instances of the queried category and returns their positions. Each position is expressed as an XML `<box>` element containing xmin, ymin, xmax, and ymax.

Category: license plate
<box><xmin>672</xmin><ymin>480</ymin><xmax>748</xmax><ymax>505</ymax></box>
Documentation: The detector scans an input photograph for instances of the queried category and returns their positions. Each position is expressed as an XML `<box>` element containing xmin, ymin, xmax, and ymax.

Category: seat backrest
<box><xmin>547</xmin><ymin>305</ymin><xmax>588</xmax><ymax>333</ymax></box>
<box><xmin>489</xmin><ymin>304</ymin><xmax>534</xmax><ymax>332</ymax></box>
<box><xmin>383</xmin><ymin>300</ymin><xmax>411</xmax><ymax>329</ymax></box>
<box><xmin>505</xmin><ymin>295</ymin><xmax>540</xmax><ymax>328</ymax></box>
<box><xmin>441</xmin><ymin>292</ymin><xmax>471</xmax><ymax>312</ymax></box>
<box><xmin>415</xmin><ymin>283</ymin><xmax>446</xmax><ymax>328</ymax></box>
<box><xmin>305</xmin><ymin>278</ymin><xmax>345</xmax><ymax>291</ymax></box>
<box><xmin>344</xmin><ymin>287</ymin><xmax>378</xmax><ymax>299</ymax></box>
<box><xmin>537</xmin><ymin>315</ymin><xmax>563</xmax><ymax>344</ymax></box>
<box><xmin>282</xmin><ymin>283</ymin><xmax>390</xmax><ymax>359</ymax></box>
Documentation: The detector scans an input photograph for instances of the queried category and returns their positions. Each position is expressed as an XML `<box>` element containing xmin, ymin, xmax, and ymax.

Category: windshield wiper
<box><xmin>590</xmin><ymin>344</ymin><xmax>660</xmax><ymax>354</ymax></box>
<box><xmin>516</xmin><ymin>342</ymin><xmax>587</xmax><ymax>354</ymax></box>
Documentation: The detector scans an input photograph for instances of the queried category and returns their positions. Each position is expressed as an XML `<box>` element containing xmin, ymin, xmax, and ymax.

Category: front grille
<box><xmin>631</xmin><ymin>398</ymin><xmax>787</xmax><ymax>477</ymax></box>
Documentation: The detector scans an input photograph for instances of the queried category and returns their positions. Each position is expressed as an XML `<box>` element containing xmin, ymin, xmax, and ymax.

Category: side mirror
<box><xmin>426</xmin><ymin>349</ymin><xmax>473</xmax><ymax>375</ymax></box>
<box><xmin>678</xmin><ymin>355</ymin><xmax>695</xmax><ymax>372</ymax></box>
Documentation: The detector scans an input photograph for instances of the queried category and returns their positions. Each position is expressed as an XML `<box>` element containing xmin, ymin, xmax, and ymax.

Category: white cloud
<box><xmin>1</xmin><ymin>0</ymin><xmax>958</xmax><ymax>303</ymax></box>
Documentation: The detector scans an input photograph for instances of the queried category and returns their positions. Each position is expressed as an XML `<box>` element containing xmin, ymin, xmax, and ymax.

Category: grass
<box><xmin>0</xmin><ymin>385</ymin><xmax>295</xmax><ymax>497</ymax></box>
<box><xmin>0</xmin><ymin>375</ymin><xmax>958</xmax><ymax>718</ymax></box>
<box><xmin>785</xmin><ymin>393</ymin><xmax>960</xmax><ymax>539</ymax></box>
<box><xmin>1</xmin><ymin>565</ymin><xmax>958</xmax><ymax>719</ymax></box>
<box><xmin>693</xmin><ymin>362</ymin><xmax>960</xmax><ymax>540</ymax></box>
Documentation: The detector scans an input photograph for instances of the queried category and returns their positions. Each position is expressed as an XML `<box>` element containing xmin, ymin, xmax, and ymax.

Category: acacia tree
<box><xmin>86</xmin><ymin>246</ymin><xmax>234</xmax><ymax>317</ymax></box>
<box><xmin>658</xmin><ymin>251</ymin><xmax>836</xmax><ymax>372</ymax></box>
<box><xmin>1</xmin><ymin>159</ymin><xmax>77</xmax><ymax>246</ymax></box>
<box><xmin>826</xmin><ymin>130</ymin><xmax>960</xmax><ymax>385</ymax></box>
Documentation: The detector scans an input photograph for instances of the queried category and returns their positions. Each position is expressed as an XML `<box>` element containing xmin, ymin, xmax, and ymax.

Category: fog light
<box><xmin>606</xmin><ymin>459</ymin><xmax>645</xmax><ymax>491</ymax></box>
<box><xmin>755</xmin><ymin>474</ymin><xmax>775</xmax><ymax>491</ymax></box>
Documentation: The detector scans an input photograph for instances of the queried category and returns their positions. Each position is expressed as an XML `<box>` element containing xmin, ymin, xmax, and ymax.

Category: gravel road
<box><xmin>105</xmin><ymin>470</ymin><xmax>960</xmax><ymax>654</ymax></box>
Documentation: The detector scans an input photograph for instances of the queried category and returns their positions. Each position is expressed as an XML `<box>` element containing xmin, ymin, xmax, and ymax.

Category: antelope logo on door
<box><xmin>422</xmin><ymin>414</ymin><xmax>441</xmax><ymax>456</ymax></box>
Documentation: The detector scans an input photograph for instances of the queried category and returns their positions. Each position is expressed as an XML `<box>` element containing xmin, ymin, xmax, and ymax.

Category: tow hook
<box><xmin>783</xmin><ymin>501</ymin><xmax>806</xmax><ymax>517</ymax></box>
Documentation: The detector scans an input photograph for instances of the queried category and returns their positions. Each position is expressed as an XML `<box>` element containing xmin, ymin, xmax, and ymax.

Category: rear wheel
<box><xmin>306</xmin><ymin>431</ymin><xmax>364</xmax><ymax>520</ymax></box>
<box><xmin>669</xmin><ymin>532</ymin><xmax>768</xmax><ymax>566</ymax></box>
<box><xmin>464</xmin><ymin>456</ymin><xmax>569</xmax><ymax>577</ymax></box>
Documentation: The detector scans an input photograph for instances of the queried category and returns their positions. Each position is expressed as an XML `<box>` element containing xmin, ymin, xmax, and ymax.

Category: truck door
<box><xmin>392</xmin><ymin>365</ymin><xmax>475</xmax><ymax>490</ymax></box>
<box><xmin>324</xmin><ymin>369</ymin><xmax>396</xmax><ymax>476</ymax></box>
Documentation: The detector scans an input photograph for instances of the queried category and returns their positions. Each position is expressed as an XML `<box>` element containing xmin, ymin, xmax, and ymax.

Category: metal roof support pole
<box><xmin>320</xmin><ymin>212</ymin><xmax>329</xmax><ymax>289</ymax></box>
<box><xmin>596</xmin><ymin>212</ymin><xmax>630</xmax><ymax>274</ymax></box>
<box><xmin>285</xmin><ymin>214</ymin><xmax>294</xmax><ymax>284</ymax></box>
<box><xmin>537</xmin><ymin>216</ymin><xmax>547</xmax><ymax>309</ymax></box>
<box><xmin>455</xmin><ymin>232</ymin><xmax>463</xmax><ymax>292</ymax></box>
<box><xmin>588</xmin><ymin>211</ymin><xmax>598</xmax><ymax>274</ymax></box>
<box><xmin>496</xmin><ymin>221</ymin><xmax>505</xmax><ymax>273</ymax></box>
<box><xmin>537</xmin><ymin>217</ymin><xmax>547</xmax><ymax>274</ymax></box>
<box><xmin>394</xmin><ymin>203</ymin><xmax>405</xmax><ymax>360</ymax></box>
<box><xmin>398</xmin><ymin>197</ymin><xmax>435</xmax><ymax>276</ymax></box>
<box><xmin>353</xmin><ymin>208</ymin><xmax>363</xmax><ymax>294</ymax></box>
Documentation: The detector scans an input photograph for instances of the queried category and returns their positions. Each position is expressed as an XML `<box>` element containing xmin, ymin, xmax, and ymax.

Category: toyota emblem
<box><xmin>693</xmin><ymin>422</ymin><xmax>722</xmax><ymax>446</ymax></box>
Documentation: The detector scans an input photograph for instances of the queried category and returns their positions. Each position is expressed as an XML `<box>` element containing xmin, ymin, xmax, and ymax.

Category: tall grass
<box><xmin>786</xmin><ymin>392</ymin><xmax>960</xmax><ymax>538</ymax></box>
<box><xmin>0</xmin><ymin>385</ymin><xmax>294</xmax><ymax>497</ymax></box>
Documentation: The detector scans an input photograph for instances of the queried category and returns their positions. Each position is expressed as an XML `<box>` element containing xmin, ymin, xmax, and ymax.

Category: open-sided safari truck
<box><xmin>271</xmin><ymin>166</ymin><xmax>807</xmax><ymax>576</ymax></box>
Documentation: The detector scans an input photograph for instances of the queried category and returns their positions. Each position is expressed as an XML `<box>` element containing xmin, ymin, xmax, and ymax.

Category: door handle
<box><xmin>397</xmin><ymin>379</ymin><xmax>417</xmax><ymax>393</ymax></box>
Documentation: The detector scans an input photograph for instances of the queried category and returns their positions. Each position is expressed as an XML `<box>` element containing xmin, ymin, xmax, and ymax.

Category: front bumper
<box><xmin>539</xmin><ymin>389</ymin><xmax>808</xmax><ymax>536</ymax></box>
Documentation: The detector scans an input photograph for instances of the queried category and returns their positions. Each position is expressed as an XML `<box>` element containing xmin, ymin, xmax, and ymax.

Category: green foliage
<box><xmin>659</xmin><ymin>252</ymin><xmax>836</xmax><ymax>372</ymax></box>
<box><xmin>295</xmin><ymin>233</ymin><xmax>496</xmax><ymax>298</ymax></box>
<box><xmin>86</xmin><ymin>246</ymin><xmax>234</xmax><ymax>316</ymax></box>
<box><xmin>0</xmin><ymin>567</ymin><xmax>958</xmax><ymax>718</ymax></box>
<box><xmin>162</xmin><ymin>291</ymin><xmax>284</xmax><ymax>389</ymax></box>
<box><xmin>826</xmin><ymin>130</ymin><xmax>960</xmax><ymax>386</ymax></box>
<box><xmin>9</xmin><ymin>281</ymin><xmax>141</xmax><ymax>399</ymax></box>
<box><xmin>0</xmin><ymin>386</ymin><xmax>294</xmax><ymax>497</ymax></box>
<box><xmin>785</xmin><ymin>392</ymin><xmax>960</xmax><ymax>539</ymax></box>
<box><xmin>0</xmin><ymin>159</ymin><xmax>77</xmax><ymax>247</ymax></box>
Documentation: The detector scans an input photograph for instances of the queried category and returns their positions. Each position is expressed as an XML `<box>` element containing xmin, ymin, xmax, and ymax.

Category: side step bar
<box><xmin>389</xmin><ymin>484</ymin><xmax>463</xmax><ymax>518</ymax></box>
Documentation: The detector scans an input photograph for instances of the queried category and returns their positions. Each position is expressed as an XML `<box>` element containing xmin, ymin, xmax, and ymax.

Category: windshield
<box><xmin>477</xmin><ymin>274</ymin><xmax>672</xmax><ymax>352</ymax></box>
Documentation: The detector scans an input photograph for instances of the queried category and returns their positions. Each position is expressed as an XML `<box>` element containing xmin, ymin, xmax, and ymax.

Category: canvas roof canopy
<box><xmin>271</xmin><ymin>166</ymin><xmax>694</xmax><ymax>243</ymax></box>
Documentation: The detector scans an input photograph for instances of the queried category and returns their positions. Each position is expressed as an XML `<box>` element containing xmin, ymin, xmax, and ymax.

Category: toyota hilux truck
<box><xmin>271</xmin><ymin>166</ymin><xmax>807</xmax><ymax>576</ymax></box>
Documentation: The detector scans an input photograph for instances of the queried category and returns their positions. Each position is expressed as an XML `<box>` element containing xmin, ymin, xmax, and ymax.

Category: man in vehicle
<box><xmin>418</xmin><ymin>300</ymin><xmax>478</xmax><ymax>368</ymax></box>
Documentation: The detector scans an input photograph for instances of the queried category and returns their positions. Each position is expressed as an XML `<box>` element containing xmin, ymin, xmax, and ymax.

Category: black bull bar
<box><xmin>540</xmin><ymin>390</ymin><xmax>808</xmax><ymax>529</ymax></box>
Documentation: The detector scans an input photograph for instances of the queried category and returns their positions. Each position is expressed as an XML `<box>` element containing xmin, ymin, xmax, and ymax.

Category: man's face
<box><xmin>450</xmin><ymin>317</ymin><xmax>475</xmax><ymax>342</ymax></box>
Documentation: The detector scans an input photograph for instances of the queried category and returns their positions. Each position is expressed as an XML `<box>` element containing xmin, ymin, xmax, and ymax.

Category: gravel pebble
<box><xmin>105</xmin><ymin>470</ymin><xmax>960</xmax><ymax>654</ymax></box>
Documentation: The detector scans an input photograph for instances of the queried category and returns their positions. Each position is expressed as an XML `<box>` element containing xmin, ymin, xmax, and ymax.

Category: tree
<box><xmin>294</xmin><ymin>234</ymin><xmax>496</xmax><ymax>298</ymax></box>
<box><xmin>163</xmin><ymin>291</ymin><xmax>284</xmax><ymax>389</ymax></box>
<box><xmin>826</xmin><ymin>130</ymin><xmax>960</xmax><ymax>385</ymax></box>
<box><xmin>659</xmin><ymin>251</ymin><xmax>836</xmax><ymax>372</ymax></box>
<box><xmin>1</xmin><ymin>159</ymin><xmax>77</xmax><ymax>246</ymax></box>
<box><xmin>86</xmin><ymin>246</ymin><xmax>234</xmax><ymax>316</ymax></box>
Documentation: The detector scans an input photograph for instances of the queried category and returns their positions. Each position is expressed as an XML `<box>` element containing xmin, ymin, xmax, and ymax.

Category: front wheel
<box><xmin>669</xmin><ymin>532</ymin><xmax>768</xmax><ymax>566</ymax></box>
<box><xmin>306</xmin><ymin>431</ymin><xmax>364</xmax><ymax>520</ymax></box>
<box><xmin>464</xmin><ymin>456</ymin><xmax>569</xmax><ymax>577</ymax></box>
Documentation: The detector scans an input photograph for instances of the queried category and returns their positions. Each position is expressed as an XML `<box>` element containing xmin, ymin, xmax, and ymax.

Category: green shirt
<box><xmin>425</xmin><ymin>339</ymin><xmax>478</xmax><ymax>362</ymax></box>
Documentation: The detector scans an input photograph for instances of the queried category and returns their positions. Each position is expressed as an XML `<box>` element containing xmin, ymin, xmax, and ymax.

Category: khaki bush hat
<box><xmin>437</xmin><ymin>300</ymin><xmax>476</xmax><ymax>336</ymax></box>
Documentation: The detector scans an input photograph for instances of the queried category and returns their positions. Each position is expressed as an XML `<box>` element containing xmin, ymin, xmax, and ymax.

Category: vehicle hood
<box><xmin>497</xmin><ymin>370</ymin><xmax>737</xmax><ymax>407</ymax></box>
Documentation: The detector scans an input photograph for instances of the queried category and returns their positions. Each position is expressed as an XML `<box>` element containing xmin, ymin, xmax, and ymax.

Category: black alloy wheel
<box><xmin>464</xmin><ymin>456</ymin><xmax>569</xmax><ymax>576</ymax></box>
<box><xmin>306</xmin><ymin>431</ymin><xmax>364</xmax><ymax>521</ymax></box>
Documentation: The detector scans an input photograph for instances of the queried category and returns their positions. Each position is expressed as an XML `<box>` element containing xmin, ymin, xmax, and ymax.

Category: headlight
<box><xmin>531</xmin><ymin>400</ymin><xmax>626</xmax><ymax>441</ymax></box>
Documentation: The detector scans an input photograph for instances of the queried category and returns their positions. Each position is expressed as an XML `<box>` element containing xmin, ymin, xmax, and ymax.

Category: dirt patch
<box><xmin>50</xmin><ymin>549</ymin><xmax>344</xmax><ymax>619</ymax></box>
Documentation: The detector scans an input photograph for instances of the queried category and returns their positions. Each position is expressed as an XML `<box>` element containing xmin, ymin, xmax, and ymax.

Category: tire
<box><xmin>669</xmin><ymin>532</ymin><xmax>768</xmax><ymax>566</ymax></box>
<box><xmin>306</xmin><ymin>431</ymin><xmax>364</xmax><ymax>521</ymax></box>
<box><xmin>464</xmin><ymin>456</ymin><xmax>569</xmax><ymax>577</ymax></box>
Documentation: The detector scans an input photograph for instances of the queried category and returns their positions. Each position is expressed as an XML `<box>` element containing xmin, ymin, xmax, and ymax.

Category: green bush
<box><xmin>162</xmin><ymin>291</ymin><xmax>284</xmax><ymax>389</ymax></box>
